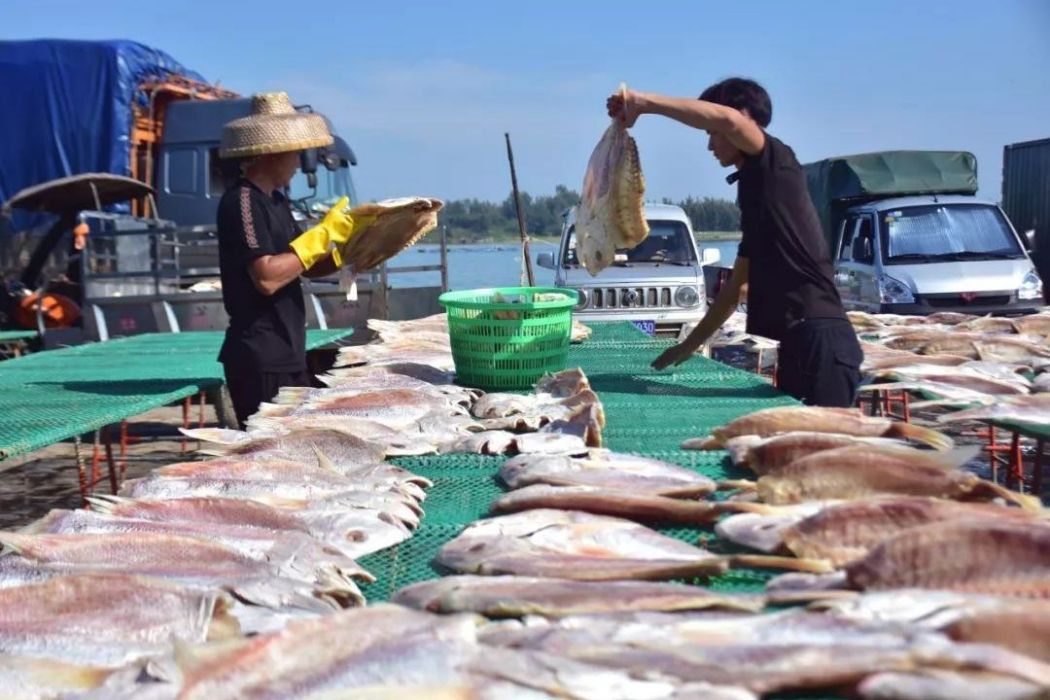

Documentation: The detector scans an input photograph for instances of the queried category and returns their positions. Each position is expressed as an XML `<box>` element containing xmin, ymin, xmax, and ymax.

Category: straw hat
<box><xmin>219</xmin><ymin>92</ymin><xmax>333</xmax><ymax>158</ymax></box>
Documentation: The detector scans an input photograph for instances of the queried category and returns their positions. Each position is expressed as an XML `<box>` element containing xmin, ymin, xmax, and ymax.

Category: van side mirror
<box><xmin>701</xmin><ymin>248</ymin><xmax>721</xmax><ymax>266</ymax></box>
<box><xmin>300</xmin><ymin>148</ymin><xmax>319</xmax><ymax>175</ymax></box>
<box><xmin>536</xmin><ymin>251</ymin><xmax>555</xmax><ymax>269</ymax></box>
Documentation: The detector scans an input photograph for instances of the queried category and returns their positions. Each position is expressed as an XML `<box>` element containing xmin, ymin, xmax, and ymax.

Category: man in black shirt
<box><xmin>217</xmin><ymin>92</ymin><xmax>376</xmax><ymax>427</ymax></box>
<box><xmin>608</xmin><ymin>78</ymin><xmax>862</xmax><ymax>407</ymax></box>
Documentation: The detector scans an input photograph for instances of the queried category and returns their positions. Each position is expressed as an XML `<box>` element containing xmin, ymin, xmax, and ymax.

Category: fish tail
<box><xmin>974</xmin><ymin>481</ymin><xmax>1045</xmax><ymax>511</ymax></box>
<box><xmin>274</xmin><ymin>386</ymin><xmax>312</xmax><ymax>404</ymax></box>
<box><xmin>84</xmin><ymin>494</ymin><xmax>128</xmax><ymax>513</ymax></box>
<box><xmin>885</xmin><ymin>422</ymin><xmax>955</xmax><ymax>450</ymax></box>
<box><xmin>254</xmin><ymin>402</ymin><xmax>293</xmax><ymax>418</ymax></box>
<box><xmin>927</xmin><ymin>444</ymin><xmax>983</xmax><ymax>470</ymax></box>
<box><xmin>680</xmin><ymin>436</ymin><xmax>722</xmax><ymax>450</ymax></box>
<box><xmin>717</xmin><ymin>479</ymin><xmax>758</xmax><ymax>491</ymax></box>
<box><xmin>178</xmin><ymin>427</ymin><xmax>249</xmax><ymax>445</ymax></box>
<box><xmin>0</xmin><ymin>531</ymin><xmax>35</xmax><ymax>556</ymax></box>
<box><xmin>729</xmin><ymin>554</ymin><xmax>834</xmax><ymax>574</ymax></box>
<box><xmin>724</xmin><ymin>435</ymin><xmax>763</xmax><ymax>466</ymax></box>
<box><xmin>314</xmin><ymin>569</ymin><xmax>366</xmax><ymax>607</ymax></box>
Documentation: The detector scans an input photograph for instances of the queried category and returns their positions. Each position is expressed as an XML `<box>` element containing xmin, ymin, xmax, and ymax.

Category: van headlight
<box><xmin>877</xmin><ymin>274</ymin><xmax>914</xmax><ymax>304</ymax></box>
<box><xmin>575</xmin><ymin>289</ymin><xmax>591</xmax><ymax>309</ymax></box>
<box><xmin>1018</xmin><ymin>269</ymin><xmax>1043</xmax><ymax>301</ymax></box>
<box><xmin>674</xmin><ymin>286</ymin><xmax>700</xmax><ymax>308</ymax></box>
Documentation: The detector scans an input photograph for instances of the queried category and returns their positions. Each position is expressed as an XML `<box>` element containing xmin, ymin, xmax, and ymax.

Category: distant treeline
<box><xmin>432</xmin><ymin>186</ymin><xmax>740</xmax><ymax>243</ymax></box>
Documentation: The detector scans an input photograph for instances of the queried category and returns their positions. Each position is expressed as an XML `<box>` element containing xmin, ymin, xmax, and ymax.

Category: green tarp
<box><xmin>804</xmin><ymin>151</ymin><xmax>979</xmax><ymax>248</ymax></box>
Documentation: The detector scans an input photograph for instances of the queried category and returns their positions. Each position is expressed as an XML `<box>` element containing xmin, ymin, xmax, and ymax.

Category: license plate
<box><xmin>631</xmin><ymin>320</ymin><xmax>656</xmax><ymax>336</ymax></box>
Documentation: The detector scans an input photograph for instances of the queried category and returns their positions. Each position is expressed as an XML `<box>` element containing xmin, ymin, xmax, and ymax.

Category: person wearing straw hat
<box><xmin>216</xmin><ymin>92</ymin><xmax>377</xmax><ymax>428</ymax></box>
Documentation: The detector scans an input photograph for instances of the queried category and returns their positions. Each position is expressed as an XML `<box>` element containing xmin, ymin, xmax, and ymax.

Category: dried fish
<box><xmin>684</xmin><ymin>406</ymin><xmax>954</xmax><ymax>451</ymax></box>
<box><xmin>500</xmin><ymin>450</ymin><xmax>716</xmax><ymax>497</ymax></box>
<box><xmin>754</xmin><ymin>444</ymin><xmax>1039</xmax><ymax>509</ymax></box>
<box><xmin>493</xmin><ymin>484</ymin><xmax>726</xmax><ymax>524</ymax></box>
<box><xmin>435</xmin><ymin>509</ymin><xmax>728</xmax><ymax>581</ymax></box>
<box><xmin>393</xmin><ymin>575</ymin><xmax>765</xmax><ymax>617</ymax></box>
<box><xmin>575</xmin><ymin>113</ymin><xmax>648</xmax><ymax>275</ymax></box>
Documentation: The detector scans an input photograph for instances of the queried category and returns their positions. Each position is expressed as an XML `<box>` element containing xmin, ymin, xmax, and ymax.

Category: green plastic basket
<box><xmin>438</xmin><ymin>287</ymin><xmax>579</xmax><ymax>390</ymax></box>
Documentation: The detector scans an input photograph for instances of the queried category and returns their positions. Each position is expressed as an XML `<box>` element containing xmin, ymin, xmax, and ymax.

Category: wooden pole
<box><xmin>504</xmin><ymin>133</ymin><xmax>535</xmax><ymax>287</ymax></box>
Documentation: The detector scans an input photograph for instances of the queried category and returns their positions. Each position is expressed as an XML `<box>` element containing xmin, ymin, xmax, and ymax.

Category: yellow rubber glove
<box><xmin>289</xmin><ymin>197</ymin><xmax>376</xmax><ymax>270</ymax></box>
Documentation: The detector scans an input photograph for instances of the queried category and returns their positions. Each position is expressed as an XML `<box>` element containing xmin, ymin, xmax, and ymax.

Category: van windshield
<box><xmin>880</xmin><ymin>203</ymin><xmax>1025</xmax><ymax>264</ymax></box>
<box><xmin>563</xmin><ymin>220</ymin><xmax>696</xmax><ymax>267</ymax></box>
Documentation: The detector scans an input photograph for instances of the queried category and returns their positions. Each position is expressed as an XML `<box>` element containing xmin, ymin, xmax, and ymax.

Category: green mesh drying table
<box><xmin>0</xmin><ymin>329</ymin><xmax>353</xmax><ymax>461</ymax></box>
<box><xmin>360</xmin><ymin>321</ymin><xmax>797</xmax><ymax>601</ymax></box>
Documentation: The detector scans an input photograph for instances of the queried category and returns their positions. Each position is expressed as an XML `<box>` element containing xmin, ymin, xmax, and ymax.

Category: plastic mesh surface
<box><xmin>360</xmin><ymin>322</ymin><xmax>798</xmax><ymax>602</ymax></box>
<box><xmin>0</xmin><ymin>330</ymin><xmax>352</xmax><ymax>460</ymax></box>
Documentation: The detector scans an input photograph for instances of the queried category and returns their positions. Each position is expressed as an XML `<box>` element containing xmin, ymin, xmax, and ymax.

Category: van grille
<box><xmin>921</xmin><ymin>292</ymin><xmax>1013</xmax><ymax>308</ymax></box>
<box><xmin>588</xmin><ymin>287</ymin><xmax>674</xmax><ymax>309</ymax></box>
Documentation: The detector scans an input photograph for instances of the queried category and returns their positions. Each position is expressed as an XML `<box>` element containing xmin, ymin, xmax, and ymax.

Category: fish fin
<box><xmin>681</xmin><ymin>436</ymin><xmax>721</xmax><ymax>450</ymax></box>
<box><xmin>729</xmin><ymin>554</ymin><xmax>834</xmax><ymax>574</ymax></box>
<box><xmin>274</xmin><ymin>386</ymin><xmax>312</xmax><ymax>405</ymax></box>
<box><xmin>717</xmin><ymin>479</ymin><xmax>757</xmax><ymax>491</ymax></box>
<box><xmin>972</xmin><ymin>481</ymin><xmax>1044</xmax><ymax>511</ymax></box>
<box><xmin>84</xmin><ymin>494</ymin><xmax>129</xmax><ymax>513</ymax></box>
<box><xmin>0</xmin><ymin>531</ymin><xmax>32</xmax><ymax>555</ymax></box>
<box><xmin>13</xmin><ymin>657</ymin><xmax>114</xmax><ymax>691</ymax></box>
<box><xmin>724</xmin><ymin>435</ymin><xmax>763</xmax><ymax>466</ymax></box>
<box><xmin>924</xmin><ymin>444</ymin><xmax>982</xmax><ymax>470</ymax></box>
<box><xmin>254</xmin><ymin>402</ymin><xmax>293</xmax><ymax>418</ymax></box>
<box><xmin>172</xmin><ymin>636</ymin><xmax>250</xmax><ymax>681</ymax></box>
<box><xmin>311</xmin><ymin>445</ymin><xmax>343</xmax><ymax>475</ymax></box>
<box><xmin>178</xmin><ymin>427</ymin><xmax>249</xmax><ymax>445</ymax></box>
<box><xmin>314</xmin><ymin>569</ymin><xmax>367</xmax><ymax>607</ymax></box>
<box><xmin>973</xmin><ymin>341</ymin><xmax>991</xmax><ymax>361</ymax></box>
<box><xmin>884</xmin><ymin>422</ymin><xmax>955</xmax><ymax>450</ymax></box>
<box><xmin>205</xmin><ymin>596</ymin><xmax>242</xmax><ymax>641</ymax></box>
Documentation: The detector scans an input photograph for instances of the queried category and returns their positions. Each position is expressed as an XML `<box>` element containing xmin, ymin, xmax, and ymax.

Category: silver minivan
<box><xmin>537</xmin><ymin>203</ymin><xmax>713</xmax><ymax>335</ymax></box>
<box><xmin>832</xmin><ymin>194</ymin><xmax>1043</xmax><ymax>314</ymax></box>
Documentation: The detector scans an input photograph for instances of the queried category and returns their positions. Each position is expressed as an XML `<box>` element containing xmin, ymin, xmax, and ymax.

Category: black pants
<box><xmin>223</xmin><ymin>363</ymin><xmax>310</xmax><ymax>429</ymax></box>
<box><xmin>777</xmin><ymin>318</ymin><xmax>863</xmax><ymax>408</ymax></box>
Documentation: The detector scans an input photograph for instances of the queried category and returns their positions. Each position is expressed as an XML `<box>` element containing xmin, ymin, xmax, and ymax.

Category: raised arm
<box><xmin>607</xmin><ymin>90</ymin><xmax>765</xmax><ymax>155</ymax></box>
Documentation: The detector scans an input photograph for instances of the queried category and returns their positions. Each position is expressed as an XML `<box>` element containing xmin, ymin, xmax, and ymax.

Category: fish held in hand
<box><xmin>576</xmin><ymin>107</ymin><xmax>648</xmax><ymax>275</ymax></box>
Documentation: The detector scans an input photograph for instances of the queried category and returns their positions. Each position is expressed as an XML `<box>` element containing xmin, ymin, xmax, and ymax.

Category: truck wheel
<box><xmin>207</xmin><ymin>385</ymin><xmax>239</xmax><ymax>429</ymax></box>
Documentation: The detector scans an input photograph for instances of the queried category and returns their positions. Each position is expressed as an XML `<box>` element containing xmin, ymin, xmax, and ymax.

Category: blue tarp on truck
<box><xmin>0</xmin><ymin>39</ymin><xmax>205</xmax><ymax>228</ymax></box>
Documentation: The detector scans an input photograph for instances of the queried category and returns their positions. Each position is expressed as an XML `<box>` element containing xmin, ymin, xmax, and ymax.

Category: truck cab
<box><xmin>537</xmin><ymin>203</ymin><xmax>709</xmax><ymax>335</ymax></box>
<box><xmin>806</xmin><ymin>151</ymin><xmax>1043</xmax><ymax>316</ymax></box>
<box><xmin>831</xmin><ymin>196</ymin><xmax>1041</xmax><ymax>314</ymax></box>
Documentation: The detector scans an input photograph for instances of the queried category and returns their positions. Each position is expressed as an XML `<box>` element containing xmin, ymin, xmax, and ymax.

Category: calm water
<box><xmin>384</xmin><ymin>239</ymin><xmax>739</xmax><ymax>290</ymax></box>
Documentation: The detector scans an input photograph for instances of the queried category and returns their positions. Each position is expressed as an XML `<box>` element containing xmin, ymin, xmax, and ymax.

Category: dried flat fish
<box><xmin>724</xmin><ymin>433</ymin><xmax>907</xmax><ymax>475</ymax></box>
<box><xmin>493</xmin><ymin>484</ymin><xmax>726</xmax><ymax>524</ymax></box>
<box><xmin>435</xmin><ymin>509</ymin><xmax>728</xmax><ymax>581</ymax></box>
<box><xmin>945</xmin><ymin>604</ymin><xmax>1050</xmax><ymax>663</ymax></box>
<box><xmin>393</xmin><ymin>575</ymin><xmax>765</xmax><ymax>617</ymax></box>
<box><xmin>0</xmin><ymin>573</ymin><xmax>236</xmax><ymax>667</ymax></box>
<box><xmin>340</xmin><ymin>197</ymin><xmax>443</xmax><ymax>272</ymax></box>
<box><xmin>500</xmin><ymin>450</ymin><xmax>716</xmax><ymax>497</ymax></box>
<box><xmin>754</xmin><ymin>444</ymin><xmax>1039</xmax><ymax>509</ymax></box>
<box><xmin>174</xmin><ymin>604</ymin><xmax>477</xmax><ymax>700</ymax></box>
<box><xmin>937</xmin><ymin>393</ymin><xmax>1050</xmax><ymax>427</ymax></box>
<box><xmin>0</xmin><ymin>531</ymin><xmax>360</xmax><ymax>610</ymax></box>
<box><xmin>576</xmin><ymin>104</ymin><xmax>648</xmax><ymax>275</ymax></box>
<box><xmin>87</xmin><ymin>495</ymin><xmax>410</xmax><ymax>561</ymax></box>
<box><xmin>1015</xmin><ymin>313</ymin><xmax>1050</xmax><ymax>337</ymax></box>
<box><xmin>718</xmin><ymin>497</ymin><xmax>1045</xmax><ymax>567</ymax></box>
<box><xmin>684</xmin><ymin>406</ymin><xmax>954</xmax><ymax>451</ymax></box>
<box><xmin>322</xmin><ymin>363</ymin><xmax>456</xmax><ymax>386</ymax></box>
<box><xmin>445</xmin><ymin>431</ymin><xmax>589</xmax><ymax>456</ymax></box>
<box><xmin>846</xmin><ymin>520</ymin><xmax>1050</xmax><ymax>597</ymax></box>
<box><xmin>857</xmin><ymin>669</ymin><xmax>1046</xmax><ymax>700</ymax></box>
<box><xmin>183</xmin><ymin>428</ymin><xmax>387</xmax><ymax>466</ymax></box>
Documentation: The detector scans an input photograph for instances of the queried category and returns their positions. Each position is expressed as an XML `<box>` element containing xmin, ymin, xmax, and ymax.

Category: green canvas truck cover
<box><xmin>804</xmin><ymin>150</ymin><xmax>978</xmax><ymax>247</ymax></box>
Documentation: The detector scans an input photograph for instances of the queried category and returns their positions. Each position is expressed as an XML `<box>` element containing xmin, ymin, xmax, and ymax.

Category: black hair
<box><xmin>699</xmin><ymin>78</ymin><xmax>772</xmax><ymax>128</ymax></box>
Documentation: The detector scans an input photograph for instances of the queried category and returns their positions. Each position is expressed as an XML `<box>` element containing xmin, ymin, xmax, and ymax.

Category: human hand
<box><xmin>606</xmin><ymin>86</ymin><xmax>642</xmax><ymax>128</ymax></box>
<box><xmin>651</xmin><ymin>341</ymin><xmax>701</xmax><ymax>370</ymax></box>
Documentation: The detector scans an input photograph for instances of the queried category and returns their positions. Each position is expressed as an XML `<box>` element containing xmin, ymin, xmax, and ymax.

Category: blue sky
<box><xmin>5</xmin><ymin>0</ymin><xmax>1050</xmax><ymax>204</ymax></box>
